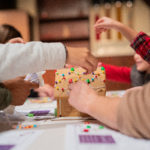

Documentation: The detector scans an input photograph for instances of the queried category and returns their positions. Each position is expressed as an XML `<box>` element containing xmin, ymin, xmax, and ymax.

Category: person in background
<box><xmin>0</xmin><ymin>24</ymin><xmax>22</xmax><ymax>43</ymax></box>
<box><xmin>0</xmin><ymin>24</ymin><xmax>54</xmax><ymax>98</ymax></box>
<box><xmin>68</xmin><ymin>17</ymin><xmax>150</xmax><ymax>139</ymax></box>
<box><xmin>99</xmin><ymin>52</ymin><xmax>150</xmax><ymax>87</ymax></box>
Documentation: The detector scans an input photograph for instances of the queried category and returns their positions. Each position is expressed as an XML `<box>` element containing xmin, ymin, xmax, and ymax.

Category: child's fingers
<box><xmin>95</xmin><ymin>18</ymin><xmax>104</xmax><ymax>24</ymax></box>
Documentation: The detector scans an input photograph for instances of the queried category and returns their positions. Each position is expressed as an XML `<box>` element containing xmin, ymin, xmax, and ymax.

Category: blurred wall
<box><xmin>16</xmin><ymin>0</ymin><xmax>39</xmax><ymax>40</ymax></box>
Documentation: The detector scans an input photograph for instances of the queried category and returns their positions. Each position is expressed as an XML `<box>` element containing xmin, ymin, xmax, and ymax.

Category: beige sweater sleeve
<box><xmin>117</xmin><ymin>83</ymin><xmax>150</xmax><ymax>139</ymax></box>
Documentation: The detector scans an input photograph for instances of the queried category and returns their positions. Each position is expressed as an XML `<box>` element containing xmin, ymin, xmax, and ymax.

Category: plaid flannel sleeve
<box><xmin>131</xmin><ymin>32</ymin><xmax>150</xmax><ymax>63</ymax></box>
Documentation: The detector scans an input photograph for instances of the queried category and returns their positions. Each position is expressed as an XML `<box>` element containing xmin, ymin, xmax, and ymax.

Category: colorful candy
<box><xmin>70</xmin><ymin>68</ymin><xmax>75</xmax><ymax>71</ymax></box>
<box><xmin>86</xmin><ymin>79</ymin><xmax>90</xmax><ymax>84</ymax></box>
<box><xmin>101</xmin><ymin>66</ymin><xmax>105</xmax><ymax>71</ymax></box>
<box><xmin>69</xmin><ymin>79</ymin><xmax>73</xmax><ymax>83</ymax></box>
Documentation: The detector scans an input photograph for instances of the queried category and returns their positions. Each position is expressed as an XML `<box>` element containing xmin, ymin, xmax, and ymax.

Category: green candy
<box><xmin>86</xmin><ymin>125</ymin><xmax>91</xmax><ymax>128</ymax></box>
<box><xmin>101</xmin><ymin>67</ymin><xmax>105</xmax><ymax>71</ymax></box>
<box><xmin>70</xmin><ymin>68</ymin><xmax>75</xmax><ymax>71</ymax></box>
<box><xmin>28</xmin><ymin>113</ymin><xmax>34</xmax><ymax>117</ymax></box>
<box><xmin>86</xmin><ymin>79</ymin><xmax>90</xmax><ymax>84</ymax></box>
<box><xmin>54</xmin><ymin>108</ymin><xmax>57</xmax><ymax>117</ymax></box>
<box><xmin>99</xmin><ymin>125</ymin><xmax>104</xmax><ymax>129</ymax></box>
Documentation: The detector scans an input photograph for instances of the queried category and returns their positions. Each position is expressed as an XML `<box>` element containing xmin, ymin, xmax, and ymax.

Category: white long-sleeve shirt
<box><xmin>0</xmin><ymin>42</ymin><xmax>66</xmax><ymax>81</ymax></box>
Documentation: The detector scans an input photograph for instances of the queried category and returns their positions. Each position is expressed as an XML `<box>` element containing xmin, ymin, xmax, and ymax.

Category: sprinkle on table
<box><xmin>28</xmin><ymin>113</ymin><xmax>34</xmax><ymax>117</ymax></box>
<box><xmin>83</xmin><ymin>129</ymin><xmax>89</xmax><ymax>132</ymax></box>
<box><xmin>99</xmin><ymin>125</ymin><xmax>104</xmax><ymax>129</ymax></box>
<box><xmin>86</xmin><ymin>125</ymin><xmax>91</xmax><ymax>129</ymax></box>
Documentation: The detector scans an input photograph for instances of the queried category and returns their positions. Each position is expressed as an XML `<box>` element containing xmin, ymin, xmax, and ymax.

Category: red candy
<box><xmin>69</xmin><ymin>79</ymin><xmax>73</xmax><ymax>83</ymax></box>
<box><xmin>83</xmin><ymin>129</ymin><xmax>89</xmax><ymax>132</ymax></box>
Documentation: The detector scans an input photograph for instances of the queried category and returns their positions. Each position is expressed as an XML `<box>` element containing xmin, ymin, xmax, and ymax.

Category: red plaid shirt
<box><xmin>131</xmin><ymin>32</ymin><xmax>150</xmax><ymax>63</ymax></box>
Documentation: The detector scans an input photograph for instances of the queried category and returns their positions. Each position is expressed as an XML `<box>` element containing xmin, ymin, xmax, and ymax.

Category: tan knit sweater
<box><xmin>117</xmin><ymin>82</ymin><xmax>150</xmax><ymax>139</ymax></box>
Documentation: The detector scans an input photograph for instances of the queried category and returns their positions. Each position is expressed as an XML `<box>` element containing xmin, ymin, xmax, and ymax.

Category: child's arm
<box><xmin>69</xmin><ymin>81</ymin><xmax>150</xmax><ymax>138</ymax></box>
<box><xmin>101</xmin><ymin>63</ymin><xmax>131</xmax><ymax>84</ymax></box>
<box><xmin>130</xmin><ymin>32</ymin><xmax>150</xmax><ymax>63</ymax></box>
<box><xmin>95</xmin><ymin>17</ymin><xmax>150</xmax><ymax>64</ymax></box>
<box><xmin>94</xmin><ymin>17</ymin><xmax>138</xmax><ymax>42</ymax></box>
<box><xmin>68</xmin><ymin>81</ymin><xmax>121</xmax><ymax>130</ymax></box>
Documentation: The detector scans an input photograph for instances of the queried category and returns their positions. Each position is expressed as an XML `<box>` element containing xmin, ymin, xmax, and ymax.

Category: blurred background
<box><xmin>0</xmin><ymin>0</ymin><xmax>149</xmax><ymax>91</ymax></box>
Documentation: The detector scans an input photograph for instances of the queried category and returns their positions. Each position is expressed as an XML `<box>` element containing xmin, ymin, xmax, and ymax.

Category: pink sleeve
<box><xmin>102</xmin><ymin>63</ymin><xmax>131</xmax><ymax>84</ymax></box>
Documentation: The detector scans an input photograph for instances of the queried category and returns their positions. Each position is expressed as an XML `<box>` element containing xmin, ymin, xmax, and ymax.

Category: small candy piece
<box><xmin>28</xmin><ymin>125</ymin><xmax>33</xmax><ymax>128</ymax></box>
<box><xmin>62</xmin><ymin>74</ymin><xmax>65</xmax><ymax>76</ymax></box>
<box><xmin>16</xmin><ymin>125</ymin><xmax>19</xmax><ymax>129</ymax></box>
<box><xmin>58</xmin><ymin>80</ymin><xmax>61</xmax><ymax>83</ymax></box>
<box><xmin>86</xmin><ymin>125</ymin><xmax>91</xmax><ymax>129</ymax></box>
<box><xmin>28</xmin><ymin>113</ymin><xmax>34</xmax><ymax>117</ymax></box>
<box><xmin>69</xmin><ymin>79</ymin><xmax>73</xmax><ymax>84</ymax></box>
<box><xmin>95</xmin><ymin>75</ymin><xmax>97</xmax><ymax>78</ymax></box>
<box><xmin>91</xmin><ymin>78</ymin><xmax>94</xmax><ymax>82</ymax></box>
<box><xmin>55</xmin><ymin>81</ymin><xmax>58</xmax><ymax>84</ymax></box>
<box><xmin>83</xmin><ymin>129</ymin><xmax>89</xmax><ymax>132</ymax></box>
<box><xmin>62</xmin><ymin>77</ymin><xmax>66</xmax><ymax>80</ymax></box>
<box><xmin>92</xmin><ymin>72</ymin><xmax>95</xmax><ymax>75</ymax></box>
<box><xmin>68</xmin><ymin>72</ymin><xmax>71</xmax><ymax>75</ymax></box>
<box><xmin>56</xmin><ymin>72</ymin><xmax>59</xmax><ymax>75</ymax></box>
<box><xmin>86</xmin><ymin>79</ymin><xmax>90</xmax><ymax>84</ymax></box>
<box><xmin>33</xmin><ymin>124</ymin><xmax>37</xmax><ymax>128</ymax></box>
<box><xmin>77</xmin><ymin>72</ymin><xmax>79</xmax><ymax>75</ymax></box>
<box><xmin>101</xmin><ymin>66</ymin><xmax>105</xmax><ymax>71</ymax></box>
<box><xmin>74</xmin><ymin>79</ymin><xmax>78</xmax><ymax>82</ymax></box>
<box><xmin>62</xmin><ymin>88</ymin><xmax>64</xmax><ymax>92</ymax></box>
<box><xmin>56</xmin><ymin>87</ymin><xmax>59</xmax><ymax>90</ymax></box>
<box><xmin>70</xmin><ymin>68</ymin><xmax>75</xmax><ymax>71</ymax></box>
<box><xmin>99</xmin><ymin>125</ymin><xmax>104</xmax><ymax>129</ymax></box>
<box><xmin>54</xmin><ymin>108</ymin><xmax>57</xmax><ymax>117</ymax></box>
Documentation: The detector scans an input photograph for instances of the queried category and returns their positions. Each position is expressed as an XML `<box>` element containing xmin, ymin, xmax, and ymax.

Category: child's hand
<box><xmin>68</xmin><ymin>81</ymin><xmax>98</xmax><ymax>114</ymax></box>
<box><xmin>8</xmin><ymin>37</ymin><xmax>25</xmax><ymax>44</ymax></box>
<box><xmin>66</xmin><ymin>47</ymin><xmax>98</xmax><ymax>73</ymax></box>
<box><xmin>3</xmin><ymin>77</ymin><xmax>39</xmax><ymax>106</ymax></box>
<box><xmin>94</xmin><ymin>17</ymin><xmax>120</xmax><ymax>34</ymax></box>
<box><xmin>34</xmin><ymin>84</ymin><xmax>54</xmax><ymax>99</ymax></box>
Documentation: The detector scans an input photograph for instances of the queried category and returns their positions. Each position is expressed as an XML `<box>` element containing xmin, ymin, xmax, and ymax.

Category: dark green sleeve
<box><xmin>0</xmin><ymin>87</ymin><xmax>12</xmax><ymax>110</ymax></box>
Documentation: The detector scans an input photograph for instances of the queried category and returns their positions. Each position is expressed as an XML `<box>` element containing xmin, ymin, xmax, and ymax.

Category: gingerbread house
<box><xmin>54</xmin><ymin>66</ymin><xmax>106</xmax><ymax>117</ymax></box>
